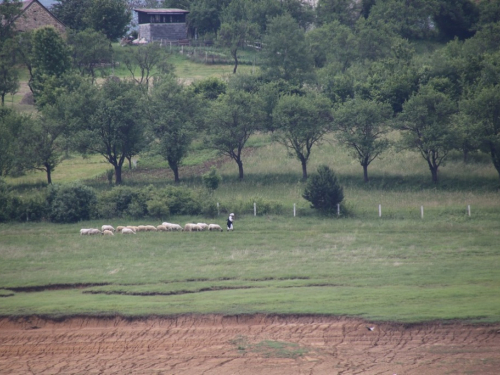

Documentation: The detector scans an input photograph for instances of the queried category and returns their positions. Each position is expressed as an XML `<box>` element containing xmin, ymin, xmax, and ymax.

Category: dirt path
<box><xmin>1</xmin><ymin>315</ymin><xmax>499</xmax><ymax>375</ymax></box>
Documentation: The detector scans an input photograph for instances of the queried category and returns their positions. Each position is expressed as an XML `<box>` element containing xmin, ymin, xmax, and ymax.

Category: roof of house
<box><xmin>134</xmin><ymin>8</ymin><xmax>189</xmax><ymax>14</ymax></box>
<box><xmin>17</xmin><ymin>0</ymin><xmax>66</xmax><ymax>29</ymax></box>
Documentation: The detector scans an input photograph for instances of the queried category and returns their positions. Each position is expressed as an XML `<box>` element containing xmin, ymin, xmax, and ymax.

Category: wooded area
<box><xmin>1</xmin><ymin>0</ymin><xmax>500</xmax><ymax>222</ymax></box>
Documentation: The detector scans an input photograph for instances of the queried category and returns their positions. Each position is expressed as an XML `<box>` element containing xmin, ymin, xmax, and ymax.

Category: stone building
<box><xmin>14</xmin><ymin>0</ymin><xmax>65</xmax><ymax>34</ymax></box>
<box><xmin>134</xmin><ymin>8</ymin><xmax>189</xmax><ymax>43</ymax></box>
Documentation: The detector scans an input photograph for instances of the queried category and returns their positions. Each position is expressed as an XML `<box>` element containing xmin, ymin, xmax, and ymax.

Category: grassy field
<box><xmin>2</xmin><ymin>47</ymin><xmax>500</xmax><ymax>323</ymax></box>
<box><xmin>2</xmin><ymin>136</ymin><xmax>500</xmax><ymax>322</ymax></box>
<box><xmin>0</xmin><ymin>215</ymin><xmax>499</xmax><ymax>322</ymax></box>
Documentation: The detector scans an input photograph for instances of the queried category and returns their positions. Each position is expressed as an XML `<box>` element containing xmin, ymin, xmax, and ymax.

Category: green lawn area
<box><xmin>1</xmin><ymin>214</ymin><xmax>499</xmax><ymax>322</ymax></box>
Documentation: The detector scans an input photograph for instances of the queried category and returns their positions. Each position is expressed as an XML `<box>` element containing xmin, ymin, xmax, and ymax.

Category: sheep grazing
<box><xmin>121</xmin><ymin>228</ymin><xmax>136</xmax><ymax>234</ymax></box>
<box><xmin>161</xmin><ymin>222</ymin><xmax>171</xmax><ymax>226</ymax></box>
<box><xmin>197</xmin><ymin>223</ymin><xmax>208</xmax><ymax>231</ymax></box>
<box><xmin>167</xmin><ymin>223</ymin><xmax>183</xmax><ymax>231</ymax></box>
<box><xmin>83</xmin><ymin>228</ymin><xmax>102</xmax><ymax>235</ymax></box>
<box><xmin>103</xmin><ymin>230</ymin><xmax>114</xmax><ymax>236</ymax></box>
<box><xmin>116</xmin><ymin>226</ymin><xmax>125</xmax><ymax>233</ymax></box>
<box><xmin>101</xmin><ymin>225</ymin><xmax>115</xmax><ymax>232</ymax></box>
<box><xmin>127</xmin><ymin>226</ymin><xmax>139</xmax><ymax>232</ymax></box>
<box><xmin>184</xmin><ymin>223</ymin><xmax>201</xmax><ymax>232</ymax></box>
<box><xmin>80</xmin><ymin>228</ymin><xmax>91</xmax><ymax>235</ymax></box>
<box><xmin>157</xmin><ymin>225</ymin><xmax>168</xmax><ymax>232</ymax></box>
<box><xmin>208</xmin><ymin>224</ymin><xmax>223</xmax><ymax>232</ymax></box>
<box><xmin>144</xmin><ymin>225</ymin><xmax>158</xmax><ymax>232</ymax></box>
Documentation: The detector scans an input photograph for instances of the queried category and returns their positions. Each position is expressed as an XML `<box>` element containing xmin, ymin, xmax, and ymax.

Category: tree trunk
<box><xmin>168</xmin><ymin>159</ymin><xmax>180</xmax><ymax>183</ymax></box>
<box><xmin>489</xmin><ymin>142</ymin><xmax>500</xmax><ymax>181</ymax></box>
<box><xmin>1</xmin><ymin>93</ymin><xmax>5</xmax><ymax>106</ymax></box>
<box><xmin>363</xmin><ymin>163</ymin><xmax>369</xmax><ymax>183</ymax></box>
<box><xmin>46</xmin><ymin>164</ymin><xmax>52</xmax><ymax>185</ymax></box>
<box><xmin>237</xmin><ymin>159</ymin><xmax>244</xmax><ymax>179</ymax></box>
<box><xmin>173</xmin><ymin>166</ymin><xmax>180</xmax><ymax>183</ymax></box>
<box><xmin>232</xmin><ymin>50</ymin><xmax>238</xmax><ymax>74</ymax></box>
<box><xmin>301</xmin><ymin>158</ymin><xmax>308</xmax><ymax>180</ymax></box>
<box><xmin>429</xmin><ymin>164</ymin><xmax>438</xmax><ymax>183</ymax></box>
<box><xmin>426</xmin><ymin>154</ymin><xmax>439</xmax><ymax>184</ymax></box>
<box><xmin>115</xmin><ymin>165</ymin><xmax>122</xmax><ymax>185</ymax></box>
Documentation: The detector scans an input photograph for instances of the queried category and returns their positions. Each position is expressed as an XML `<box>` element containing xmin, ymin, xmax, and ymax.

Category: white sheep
<box><xmin>103</xmin><ymin>229</ymin><xmax>114</xmax><ymax>236</ymax></box>
<box><xmin>80</xmin><ymin>228</ymin><xmax>91</xmax><ymax>235</ymax></box>
<box><xmin>157</xmin><ymin>225</ymin><xmax>168</xmax><ymax>231</ymax></box>
<box><xmin>208</xmin><ymin>224</ymin><xmax>223</xmax><ymax>232</ymax></box>
<box><xmin>87</xmin><ymin>228</ymin><xmax>102</xmax><ymax>235</ymax></box>
<box><xmin>161</xmin><ymin>222</ymin><xmax>171</xmax><ymax>226</ymax></box>
<box><xmin>197</xmin><ymin>223</ymin><xmax>208</xmax><ymax>231</ymax></box>
<box><xmin>184</xmin><ymin>223</ymin><xmax>201</xmax><ymax>232</ymax></box>
<box><xmin>116</xmin><ymin>226</ymin><xmax>125</xmax><ymax>233</ymax></box>
<box><xmin>166</xmin><ymin>223</ymin><xmax>183</xmax><ymax>231</ymax></box>
<box><xmin>101</xmin><ymin>225</ymin><xmax>115</xmax><ymax>232</ymax></box>
<box><xmin>144</xmin><ymin>225</ymin><xmax>157</xmax><ymax>232</ymax></box>
<box><xmin>121</xmin><ymin>228</ymin><xmax>136</xmax><ymax>234</ymax></box>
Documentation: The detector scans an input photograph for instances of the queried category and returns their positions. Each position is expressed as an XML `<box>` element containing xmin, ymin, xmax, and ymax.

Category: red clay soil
<box><xmin>1</xmin><ymin>315</ymin><xmax>500</xmax><ymax>375</ymax></box>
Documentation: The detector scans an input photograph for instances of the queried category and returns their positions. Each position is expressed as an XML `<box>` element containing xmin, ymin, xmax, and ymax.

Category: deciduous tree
<box><xmin>67</xmin><ymin>29</ymin><xmax>112</xmax><ymax>83</ymax></box>
<box><xmin>261</xmin><ymin>14</ymin><xmax>314</xmax><ymax>84</ymax></box>
<box><xmin>218</xmin><ymin>0</ymin><xmax>258</xmax><ymax>74</ymax></box>
<box><xmin>272</xmin><ymin>93</ymin><xmax>332</xmax><ymax>180</ymax></box>
<box><xmin>51</xmin><ymin>0</ymin><xmax>93</xmax><ymax>31</ymax></box>
<box><xmin>122</xmin><ymin>42</ymin><xmax>171</xmax><ymax>88</ymax></box>
<box><xmin>460</xmin><ymin>84</ymin><xmax>500</xmax><ymax>181</ymax></box>
<box><xmin>396</xmin><ymin>83</ymin><xmax>458</xmax><ymax>183</ymax></box>
<box><xmin>205</xmin><ymin>89</ymin><xmax>265</xmax><ymax>179</ymax></box>
<box><xmin>333</xmin><ymin>98</ymin><xmax>393</xmax><ymax>182</ymax></box>
<box><xmin>65</xmin><ymin>79</ymin><xmax>145</xmax><ymax>184</ymax></box>
<box><xmin>85</xmin><ymin>0</ymin><xmax>131</xmax><ymax>41</ymax></box>
<box><xmin>147</xmin><ymin>76</ymin><xmax>201</xmax><ymax>183</ymax></box>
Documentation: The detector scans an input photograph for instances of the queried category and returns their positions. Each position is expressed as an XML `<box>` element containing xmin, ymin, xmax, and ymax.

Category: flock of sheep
<box><xmin>79</xmin><ymin>222</ymin><xmax>224</xmax><ymax>236</ymax></box>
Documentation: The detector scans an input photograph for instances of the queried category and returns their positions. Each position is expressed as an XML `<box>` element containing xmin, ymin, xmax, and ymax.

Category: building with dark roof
<box><xmin>134</xmin><ymin>8</ymin><xmax>189</xmax><ymax>43</ymax></box>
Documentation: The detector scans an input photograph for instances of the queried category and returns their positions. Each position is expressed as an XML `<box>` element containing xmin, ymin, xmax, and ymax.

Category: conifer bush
<box><xmin>303</xmin><ymin>165</ymin><xmax>344</xmax><ymax>215</ymax></box>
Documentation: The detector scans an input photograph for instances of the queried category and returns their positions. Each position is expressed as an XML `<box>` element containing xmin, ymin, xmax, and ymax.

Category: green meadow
<box><xmin>0</xmin><ymin>215</ymin><xmax>499</xmax><ymax>322</ymax></box>
<box><xmin>2</xmin><ymin>131</ymin><xmax>500</xmax><ymax>323</ymax></box>
<box><xmin>2</xmin><ymin>47</ymin><xmax>500</xmax><ymax>323</ymax></box>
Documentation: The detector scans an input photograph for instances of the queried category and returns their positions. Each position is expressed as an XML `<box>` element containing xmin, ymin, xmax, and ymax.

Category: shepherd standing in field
<box><xmin>227</xmin><ymin>213</ymin><xmax>234</xmax><ymax>231</ymax></box>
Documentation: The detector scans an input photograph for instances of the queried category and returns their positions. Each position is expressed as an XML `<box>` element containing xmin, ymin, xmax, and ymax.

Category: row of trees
<box><xmin>1</xmin><ymin>0</ymin><xmax>500</xmax><ymax>187</ymax></box>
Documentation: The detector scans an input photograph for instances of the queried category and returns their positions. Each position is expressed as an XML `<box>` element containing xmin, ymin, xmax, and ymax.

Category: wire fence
<box><xmin>216</xmin><ymin>202</ymin><xmax>482</xmax><ymax>220</ymax></box>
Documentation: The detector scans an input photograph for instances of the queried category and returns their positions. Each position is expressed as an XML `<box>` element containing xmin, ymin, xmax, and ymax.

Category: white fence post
<box><xmin>217</xmin><ymin>202</ymin><xmax>219</xmax><ymax>216</ymax></box>
<box><xmin>294</xmin><ymin>203</ymin><xmax>296</xmax><ymax>217</ymax></box>
<box><xmin>468</xmin><ymin>205</ymin><xmax>471</xmax><ymax>217</ymax></box>
<box><xmin>337</xmin><ymin>204</ymin><xmax>340</xmax><ymax>217</ymax></box>
<box><xmin>254</xmin><ymin>202</ymin><xmax>256</xmax><ymax>216</ymax></box>
<box><xmin>379</xmin><ymin>204</ymin><xmax>382</xmax><ymax>218</ymax></box>
<box><xmin>421</xmin><ymin>205</ymin><xmax>424</xmax><ymax>219</ymax></box>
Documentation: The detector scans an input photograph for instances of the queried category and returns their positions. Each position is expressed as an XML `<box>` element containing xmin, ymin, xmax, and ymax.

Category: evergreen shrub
<box><xmin>303</xmin><ymin>165</ymin><xmax>344</xmax><ymax>215</ymax></box>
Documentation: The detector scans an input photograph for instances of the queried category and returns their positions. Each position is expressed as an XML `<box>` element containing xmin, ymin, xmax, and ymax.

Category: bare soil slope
<box><xmin>1</xmin><ymin>315</ymin><xmax>499</xmax><ymax>375</ymax></box>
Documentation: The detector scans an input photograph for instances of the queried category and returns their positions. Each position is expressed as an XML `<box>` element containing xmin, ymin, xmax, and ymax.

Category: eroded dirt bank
<box><xmin>1</xmin><ymin>315</ymin><xmax>499</xmax><ymax>375</ymax></box>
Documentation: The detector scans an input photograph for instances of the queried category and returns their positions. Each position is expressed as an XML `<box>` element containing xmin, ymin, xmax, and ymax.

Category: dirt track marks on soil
<box><xmin>1</xmin><ymin>315</ymin><xmax>500</xmax><ymax>375</ymax></box>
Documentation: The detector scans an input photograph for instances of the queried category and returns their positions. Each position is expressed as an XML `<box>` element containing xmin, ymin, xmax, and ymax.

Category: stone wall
<box><xmin>139</xmin><ymin>23</ymin><xmax>188</xmax><ymax>42</ymax></box>
<box><xmin>15</xmin><ymin>1</ymin><xmax>65</xmax><ymax>34</ymax></box>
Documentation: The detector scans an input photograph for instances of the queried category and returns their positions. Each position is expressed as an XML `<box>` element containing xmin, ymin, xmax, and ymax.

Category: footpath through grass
<box><xmin>1</xmin><ymin>215</ymin><xmax>499</xmax><ymax>323</ymax></box>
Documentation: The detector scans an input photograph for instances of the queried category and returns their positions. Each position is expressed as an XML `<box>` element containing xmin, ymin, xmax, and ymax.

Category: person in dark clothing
<box><xmin>227</xmin><ymin>213</ymin><xmax>234</xmax><ymax>231</ymax></box>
